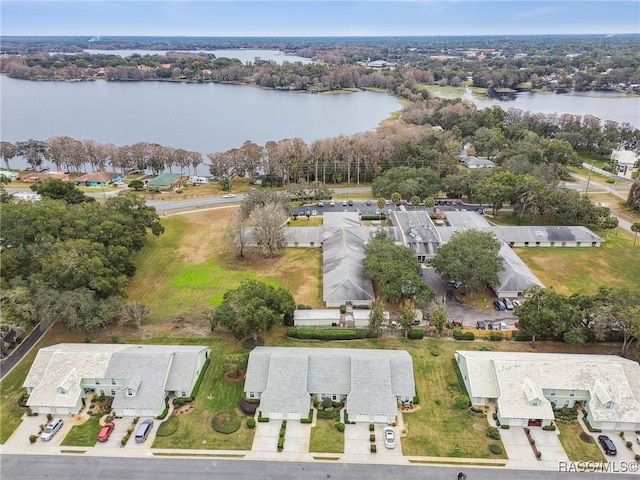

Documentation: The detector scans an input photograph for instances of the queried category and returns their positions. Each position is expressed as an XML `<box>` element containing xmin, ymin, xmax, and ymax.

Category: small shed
<box><xmin>147</xmin><ymin>173</ymin><xmax>186</xmax><ymax>191</ymax></box>
<box><xmin>293</xmin><ymin>309</ymin><xmax>341</xmax><ymax>327</ymax></box>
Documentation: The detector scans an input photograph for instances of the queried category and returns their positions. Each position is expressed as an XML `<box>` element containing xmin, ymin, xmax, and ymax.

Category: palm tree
<box><xmin>377</xmin><ymin>197</ymin><xmax>385</xmax><ymax>220</ymax></box>
<box><xmin>632</xmin><ymin>222</ymin><xmax>640</xmax><ymax>247</ymax></box>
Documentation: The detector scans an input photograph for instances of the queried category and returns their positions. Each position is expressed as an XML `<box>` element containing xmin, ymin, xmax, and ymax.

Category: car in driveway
<box><xmin>598</xmin><ymin>435</ymin><xmax>617</xmax><ymax>455</ymax></box>
<box><xmin>383</xmin><ymin>426</ymin><xmax>396</xmax><ymax>448</ymax></box>
<box><xmin>41</xmin><ymin>418</ymin><xmax>63</xmax><ymax>441</ymax></box>
<box><xmin>135</xmin><ymin>419</ymin><xmax>154</xmax><ymax>443</ymax></box>
<box><xmin>494</xmin><ymin>299</ymin><xmax>506</xmax><ymax>311</ymax></box>
<box><xmin>97</xmin><ymin>422</ymin><xmax>115</xmax><ymax>442</ymax></box>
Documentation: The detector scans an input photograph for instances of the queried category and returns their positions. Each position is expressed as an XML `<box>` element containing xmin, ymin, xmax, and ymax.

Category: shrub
<box><xmin>369</xmin><ymin>423</ymin><xmax>375</xmax><ymax>432</ymax></box>
<box><xmin>156</xmin><ymin>416</ymin><xmax>179</xmax><ymax>437</ymax></box>
<box><xmin>542</xmin><ymin>425</ymin><xmax>557</xmax><ymax>431</ymax></box>
<box><xmin>300</xmin><ymin>410</ymin><xmax>313</xmax><ymax>424</ymax></box>
<box><xmin>287</xmin><ymin>328</ymin><xmax>374</xmax><ymax>340</ymax></box>
<box><xmin>279</xmin><ymin>428</ymin><xmax>286</xmax><ymax>437</ymax></box>
<box><xmin>430</xmin><ymin>349</ymin><xmax>441</xmax><ymax>356</ymax></box>
<box><xmin>18</xmin><ymin>392</ymin><xmax>30</xmax><ymax>408</ymax></box>
<box><xmin>492</xmin><ymin>413</ymin><xmax>498</xmax><ymax>421</ymax></box>
<box><xmin>486</xmin><ymin>427</ymin><xmax>501</xmax><ymax>440</ymax></box>
<box><xmin>258</xmin><ymin>413</ymin><xmax>269</xmax><ymax>422</ymax></box>
<box><xmin>335</xmin><ymin>422</ymin><xmax>345</xmax><ymax>433</ymax></box>
<box><xmin>240</xmin><ymin>398</ymin><xmax>259</xmax><ymax>415</ymax></box>
<box><xmin>321</xmin><ymin>397</ymin><xmax>333</xmax><ymax>409</ymax></box>
<box><xmin>536</xmin><ymin>451</ymin><xmax>542</xmax><ymax>459</ymax></box>
<box><xmin>452</xmin><ymin>328</ymin><xmax>475</xmax><ymax>340</ymax></box>
<box><xmin>635</xmin><ymin>454</ymin><xmax>640</xmax><ymax>461</ymax></box>
<box><xmin>121</xmin><ymin>436</ymin><xmax>128</xmax><ymax>446</ymax></box>
<box><xmin>47</xmin><ymin>413</ymin><xmax>53</xmax><ymax>422</ymax></box>
<box><xmin>530</xmin><ymin>438</ymin><xmax>536</xmax><ymax>445</ymax></box>
<box><xmin>211</xmin><ymin>411</ymin><xmax>241</xmax><ymax>434</ymax></box>
<box><xmin>470</xmin><ymin>407</ymin><xmax>484</xmax><ymax>414</ymax></box>
<box><xmin>317</xmin><ymin>410</ymin><xmax>339</xmax><ymax>420</ymax></box>
<box><xmin>514</xmin><ymin>332</ymin><xmax>533</xmax><ymax>341</ymax></box>
<box><xmin>619</xmin><ymin>431</ymin><xmax>625</xmax><ymax>437</ymax></box>
<box><xmin>583</xmin><ymin>417</ymin><xmax>601</xmax><ymax>432</ymax></box>
<box><xmin>370</xmin><ymin>444</ymin><xmax>377</xmax><ymax>453</ymax></box>
<box><xmin>407</xmin><ymin>329</ymin><xmax>424</xmax><ymax>340</ymax></box>
<box><xmin>173</xmin><ymin>397</ymin><xmax>194</xmax><ymax>408</ymax></box>
<box><xmin>626</xmin><ymin>441</ymin><xmax>632</xmax><ymax>449</ymax></box>
<box><xmin>488</xmin><ymin>333</ymin><xmax>503</xmax><ymax>342</ymax></box>
<box><xmin>580</xmin><ymin>432</ymin><xmax>594</xmax><ymax>443</ymax></box>
<box><xmin>247</xmin><ymin>418</ymin><xmax>256</xmax><ymax>429</ymax></box>
<box><xmin>370</xmin><ymin>434</ymin><xmax>375</xmax><ymax>442</ymax></box>
<box><xmin>29</xmin><ymin>434</ymin><xmax>37</xmax><ymax>444</ymax></box>
<box><xmin>489</xmin><ymin>444</ymin><xmax>502</xmax><ymax>455</ymax></box>
<box><xmin>339</xmin><ymin>305</ymin><xmax>347</xmax><ymax>314</ymax></box>
<box><xmin>413</xmin><ymin>396</ymin><xmax>420</xmax><ymax>405</ymax></box>
<box><xmin>500</xmin><ymin>424</ymin><xmax>510</xmax><ymax>429</ymax></box>
<box><xmin>455</xmin><ymin>394</ymin><xmax>470</xmax><ymax>409</ymax></box>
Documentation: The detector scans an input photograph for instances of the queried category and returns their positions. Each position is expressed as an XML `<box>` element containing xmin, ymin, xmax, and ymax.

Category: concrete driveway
<box><xmin>282</xmin><ymin>421</ymin><xmax>310</xmax><ymax>454</ymax></box>
<box><xmin>499</xmin><ymin>426</ymin><xmax>568</xmax><ymax>470</ymax></box>
<box><xmin>251</xmin><ymin>419</ymin><xmax>281</xmax><ymax>453</ymax></box>
<box><xmin>343</xmin><ymin>422</ymin><xmax>406</xmax><ymax>463</ymax></box>
<box><xmin>589</xmin><ymin>429</ymin><xmax>640</xmax><ymax>464</ymax></box>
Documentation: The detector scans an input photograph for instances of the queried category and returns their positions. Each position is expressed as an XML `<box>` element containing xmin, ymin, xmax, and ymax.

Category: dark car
<box><xmin>494</xmin><ymin>299</ymin><xmax>506</xmax><ymax>311</ymax></box>
<box><xmin>598</xmin><ymin>435</ymin><xmax>617</xmax><ymax>455</ymax></box>
<box><xmin>347</xmin><ymin>200</ymin><xmax>353</xmax><ymax>206</ymax></box>
<box><xmin>366</xmin><ymin>200</ymin><xmax>372</xmax><ymax>206</ymax></box>
<box><xmin>476</xmin><ymin>320</ymin><xmax>486</xmax><ymax>330</ymax></box>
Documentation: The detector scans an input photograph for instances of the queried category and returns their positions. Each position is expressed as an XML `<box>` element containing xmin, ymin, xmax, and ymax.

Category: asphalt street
<box><xmin>0</xmin><ymin>455</ymin><xmax>632</xmax><ymax>480</ymax></box>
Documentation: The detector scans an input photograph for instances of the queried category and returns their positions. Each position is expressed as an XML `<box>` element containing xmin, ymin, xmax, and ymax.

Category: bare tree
<box><xmin>226</xmin><ymin>209</ymin><xmax>249</xmax><ymax>258</ymax></box>
<box><xmin>118</xmin><ymin>301</ymin><xmax>150</xmax><ymax>327</ymax></box>
<box><xmin>0</xmin><ymin>141</ymin><xmax>17</xmax><ymax>170</ymax></box>
<box><xmin>250</xmin><ymin>204</ymin><xmax>288</xmax><ymax>257</ymax></box>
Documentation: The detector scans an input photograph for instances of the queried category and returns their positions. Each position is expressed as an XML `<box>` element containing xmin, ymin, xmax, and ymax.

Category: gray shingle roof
<box><xmin>244</xmin><ymin>347</ymin><xmax>415</xmax><ymax>418</ymax></box>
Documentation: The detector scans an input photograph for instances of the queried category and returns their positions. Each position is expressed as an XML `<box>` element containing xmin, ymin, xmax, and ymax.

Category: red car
<box><xmin>97</xmin><ymin>422</ymin><xmax>115</xmax><ymax>442</ymax></box>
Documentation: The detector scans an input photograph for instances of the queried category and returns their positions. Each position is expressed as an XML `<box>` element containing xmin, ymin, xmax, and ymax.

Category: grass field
<box><xmin>61</xmin><ymin>416</ymin><xmax>101</xmax><ymax>447</ymax></box>
<box><xmin>309</xmin><ymin>419</ymin><xmax>344</xmax><ymax>453</ymax></box>
<box><xmin>557</xmin><ymin>422</ymin><xmax>605</xmax><ymax>462</ymax></box>
<box><xmin>126</xmin><ymin>208</ymin><xmax>322</xmax><ymax>323</ymax></box>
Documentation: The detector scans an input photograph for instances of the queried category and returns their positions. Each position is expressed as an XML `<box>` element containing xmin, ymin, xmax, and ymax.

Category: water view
<box><xmin>83</xmin><ymin>49</ymin><xmax>313</xmax><ymax>65</ymax></box>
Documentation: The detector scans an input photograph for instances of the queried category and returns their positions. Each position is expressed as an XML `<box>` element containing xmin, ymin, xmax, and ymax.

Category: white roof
<box><xmin>457</xmin><ymin>351</ymin><xmax>640</xmax><ymax>424</ymax></box>
<box><xmin>294</xmin><ymin>309</ymin><xmax>341</xmax><ymax>321</ymax></box>
<box><xmin>611</xmin><ymin>150</ymin><xmax>638</xmax><ymax>166</ymax></box>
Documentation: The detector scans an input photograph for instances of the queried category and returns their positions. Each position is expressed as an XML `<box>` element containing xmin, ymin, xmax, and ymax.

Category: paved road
<box><xmin>0</xmin><ymin>455</ymin><xmax>633</xmax><ymax>479</ymax></box>
<box><xmin>0</xmin><ymin>323</ymin><xmax>45</xmax><ymax>380</ymax></box>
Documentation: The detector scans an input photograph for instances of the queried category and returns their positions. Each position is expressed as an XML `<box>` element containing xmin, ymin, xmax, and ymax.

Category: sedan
<box><xmin>383</xmin><ymin>426</ymin><xmax>396</xmax><ymax>448</ymax></box>
<box><xmin>329</xmin><ymin>200</ymin><xmax>336</xmax><ymax>207</ymax></box>
<box><xmin>494</xmin><ymin>299</ymin><xmax>506</xmax><ymax>311</ymax></box>
<box><xmin>503</xmin><ymin>298</ymin><xmax>514</xmax><ymax>310</ymax></box>
<box><xmin>598</xmin><ymin>435</ymin><xmax>617</xmax><ymax>455</ymax></box>
<box><xmin>222</xmin><ymin>193</ymin><xmax>236</xmax><ymax>198</ymax></box>
<box><xmin>476</xmin><ymin>320</ymin><xmax>486</xmax><ymax>330</ymax></box>
<box><xmin>97</xmin><ymin>422</ymin><xmax>115</xmax><ymax>442</ymax></box>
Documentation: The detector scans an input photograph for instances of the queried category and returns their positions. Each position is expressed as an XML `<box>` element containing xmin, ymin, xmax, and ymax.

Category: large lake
<box><xmin>0</xmin><ymin>75</ymin><xmax>400</xmax><ymax>172</ymax></box>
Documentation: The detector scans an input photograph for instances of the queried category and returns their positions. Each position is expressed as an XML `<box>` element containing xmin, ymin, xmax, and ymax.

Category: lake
<box><xmin>0</xmin><ymin>75</ymin><xmax>400</xmax><ymax>173</ymax></box>
<box><xmin>82</xmin><ymin>49</ymin><xmax>313</xmax><ymax>65</ymax></box>
<box><xmin>466</xmin><ymin>89</ymin><xmax>640</xmax><ymax>129</ymax></box>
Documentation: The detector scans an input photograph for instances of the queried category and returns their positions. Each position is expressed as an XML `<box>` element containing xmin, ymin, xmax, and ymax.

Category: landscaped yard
<box><xmin>309</xmin><ymin>418</ymin><xmax>344</xmax><ymax>453</ymax></box>
<box><xmin>557</xmin><ymin>422</ymin><xmax>605</xmax><ymax>462</ymax></box>
<box><xmin>61</xmin><ymin>416</ymin><xmax>101</xmax><ymax>447</ymax></box>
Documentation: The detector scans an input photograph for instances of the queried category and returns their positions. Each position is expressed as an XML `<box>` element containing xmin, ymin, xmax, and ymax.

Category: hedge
<box><xmin>287</xmin><ymin>328</ymin><xmax>374</xmax><ymax>340</ymax></box>
<box><xmin>300</xmin><ymin>410</ymin><xmax>314</xmax><ymax>424</ymax></box>
<box><xmin>486</xmin><ymin>426</ymin><xmax>501</xmax><ymax>440</ymax></box>
<box><xmin>211</xmin><ymin>411</ymin><xmax>241</xmax><ymax>434</ymax></box>
<box><xmin>488</xmin><ymin>333</ymin><xmax>504</xmax><ymax>341</ymax></box>
<box><xmin>317</xmin><ymin>410</ymin><xmax>340</xmax><ymax>420</ymax></box>
<box><xmin>489</xmin><ymin>444</ymin><xmax>502</xmax><ymax>455</ymax></box>
<box><xmin>407</xmin><ymin>329</ymin><xmax>424</xmax><ymax>340</ymax></box>
<box><xmin>156</xmin><ymin>396</ymin><xmax>170</xmax><ymax>420</ymax></box>
<box><xmin>542</xmin><ymin>424</ymin><xmax>557</xmax><ymax>431</ymax></box>
<box><xmin>453</xmin><ymin>328</ymin><xmax>475</xmax><ymax>340</ymax></box>
<box><xmin>514</xmin><ymin>332</ymin><xmax>533</xmax><ymax>341</ymax></box>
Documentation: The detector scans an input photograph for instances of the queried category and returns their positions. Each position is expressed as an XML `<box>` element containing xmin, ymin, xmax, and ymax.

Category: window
<box><xmin>110</xmin><ymin>389</ymin><xmax>116</xmax><ymax>396</ymax></box>
<box><xmin>569</xmin><ymin>389</ymin><xmax>575</xmax><ymax>397</ymax></box>
<box><xmin>550</xmin><ymin>241</ymin><xmax>555</xmax><ymax>246</ymax></box>
<box><xmin>531</xmin><ymin>398</ymin><xmax>539</xmax><ymax>406</ymax></box>
<box><xmin>605</xmin><ymin>401</ymin><xmax>613</xmax><ymax>410</ymax></box>
<box><xmin>563</xmin><ymin>400</ymin><xmax>570</xmax><ymax>407</ymax></box>
<box><xmin>95</xmin><ymin>379</ymin><xmax>101</xmax><ymax>385</ymax></box>
<box><xmin>332</xmin><ymin>394</ymin><xmax>338</xmax><ymax>401</ymax></box>
<box><xmin>249</xmin><ymin>392</ymin><xmax>255</xmax><ymax>398</ymax></box>
<box><xmin>550</xmin><ymin>389</ymin><xmax>557</xmax><ymax>396</ymax></box>
<box><xmin>58</xmin><ymin>387</ymin><xmax>67</xmax><ymax>395</ymax></box>
<box><xmin>524</xmin><ymin>241</ymin><xmax>529</xmax><ymax>246</ymax></box>
<box><xmin>476</xmin><ymin>397</ymin><xmax>482</xmax><ymax>404</ymax></box>
<box><xmin>126</xmin><ymin>388</ymin><xmax>134</xmax><ymax>397</ymax></box>
<box><xmin>111</xmin><ymin>378</ymin><xmax>116</xmax><ymax>385</ymax></box>
<box><xmin>535</xmin><ymin>242</ymin><xmax>540</xmax><ymax>246</ymax></box>
<box><xmin>181</xmin><ymin>391</ymin><xmax>187</xmax><ymax>397</ymax></box>
<box><xmin>99</xmin><ymin>388</ymin><xmax>105</xmax><ymax>396</ymax></box>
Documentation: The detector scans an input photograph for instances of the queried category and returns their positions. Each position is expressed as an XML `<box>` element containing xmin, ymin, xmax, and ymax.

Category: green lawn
<box><xmin>150</xmin><ymin>337</ymin><xmax>255</xmax><ymax>450</ymax></box>
<box><xmin>61</xmin><ymin>416</ymin><xmax>101</xmax><ymax>447</ymax></box>
<box><xmin>309</xmin><ymin>419</ymin><xmax>344</xmax><ymax>453</ymax></box>
<box><xmin>557</xmin><ymin>422</ymin><xmax>605</xmax><ymax>462</ymax></box>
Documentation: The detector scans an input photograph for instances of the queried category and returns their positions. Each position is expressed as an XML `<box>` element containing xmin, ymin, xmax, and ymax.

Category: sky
<box><xmin>1</xmin><ymin>1</ymin><xmax>639</xmax><ymax>37</ymax></box>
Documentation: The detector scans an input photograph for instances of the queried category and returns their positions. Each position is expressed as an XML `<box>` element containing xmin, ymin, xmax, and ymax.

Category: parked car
<box><xmin>512</xmin><ymin>299</ymin><xmax>522</xmax><ymax>307</ymax></box>
<box><xmin>311</xmin><ymin>210</ymin><xmax>317</xmax><ymax>216</ymax></box>
<box><xmin>329</xmin><ymin>200</ymin><xmax>335</xmax><ymax>207</ymax></box>
<box><xmin>383</xmin><ymin>426</ymin><xmax>396</xmax><ymax>448</ymax></box>
<box><xmin>222</xmin><ymin>193</ymin><xmax>236</xmax><ymax>198</ymax></box>
<box><xmin>375</xmin><ymin>209</ymin><xmax>380</xmax><ymax>215</ymax></box>
<box><xmin>502</xmin><ymin>298</ymin><xmax>514</xmax><ymax>310</ymax></box>
<box><xmin>476</xmin><ymin>320</ymin><xmax>486</xmax><ymax>330</ymax></box>
<box><xmin>493</xmin><ymin>321</ymin><xmax>508</xmax><ymax>331</ymax></box>
<box><xmin>347</xmin><ymin>200</ymin><xmax>353</xmax><ymax>206</ymax></box>
<box><xmin>97</xmin><ymin>422</ymin><xmax>115</xmax><ymax>442</ymax></box>
<box><xmin>366</xmin><ymin>200</ymin><xmax>372</xmax><ymax>206</ymax></box>
<box><xmin>598</xmin><ymin>435</ymin><xmax>617</xmax><ymax>455</ymax></box>
<box><xmin>317</xmin><ymin>200</ymin><xmax>324</xmax><ymax>207</ymax></box>
<box><xmin>341</xmin><ymin>200</ymin><xmax>348</xmax><ymax>206</ymax></box>
<box><xmin>41</xmin><ymin>418</ymin><xmax>64</xmax><ymax>441</ymax></box>
<box><xmin>135</xmin><ymin>419</ymin><xmax>154</xmax><ymax>443</ymax></box>
<box><xmin>636</xmin><ymin>435</ymin><xmax>640</xmax><ymax>445</ymax></box>
<box><xmin>494</xmin><ymin>299</ymin><xmax>506</xmax><ymax>311</ymax></box>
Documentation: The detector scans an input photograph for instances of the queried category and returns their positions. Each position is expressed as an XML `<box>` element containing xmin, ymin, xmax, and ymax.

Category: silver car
<box><xmin>41</xmin><ymin>418</ymin><xmax>63</xmax><ymax>441</ymax></box>
<box><xmin>383</xmin><ymin>426</ymin><xmax>396</xmax><ymax>448</ymax></box>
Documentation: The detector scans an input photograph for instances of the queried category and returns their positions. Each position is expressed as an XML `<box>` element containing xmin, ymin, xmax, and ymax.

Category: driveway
<box><xmin>282</xmin><ymin>421</ymin><xmax>311</xmax><ymax>454</ymax></box>
<box><xmin>250</xmin><ymin>419</ymin><xmax>281</xmax><ymax>453</ymax></box>
<box><xmin>528</xmin><ymin>427</ymin><xmax>569</xmax><ymax>470</ymax></box>
<box><xmin>343</xmin><ymin>422</ymin><xmax>406</xmax><ymax>463</ymax></box>
<box><xmin>500</xmin><ymin>426</ymin><xmax>569</xmax><ymax>470</ymax></box>
<box><xmin>588</xmin><ymin>429</ymin><xmax>640</xmax><ymax>464</ymax></box>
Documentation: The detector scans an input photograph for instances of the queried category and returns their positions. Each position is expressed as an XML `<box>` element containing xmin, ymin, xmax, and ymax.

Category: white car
<box><xmin>384</xmin><ymin>426</ymin><xmax>396</xmax><ymax>448</ymax></box>
<box><xmin>222</xmin><ymin>193</ymin><xmax>236</xmax><ymax>198</ymax></box>
<box><xmin>41</xmin><ymin>418</ymin><xmax>63</xmax><ymax>441</ymax></box>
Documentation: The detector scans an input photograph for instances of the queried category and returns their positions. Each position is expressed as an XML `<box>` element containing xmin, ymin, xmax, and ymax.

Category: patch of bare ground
<box><xmin>174</xmin><ymin>207</ymin><xmax>236</xmax><ymax>263</ymax></box>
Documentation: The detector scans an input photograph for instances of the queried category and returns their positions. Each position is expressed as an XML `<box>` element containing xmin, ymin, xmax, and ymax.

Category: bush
<box><xmin>370</xmin><ymin>444</ymin><xmax>377</xmax><ymax>453</ymax></box>
<box><xmin>455</xmin><ymin>394</ymin><xmax>470</xmax><ymax>409</ymax></box>
<box><xmin>413</xmin><ymin>395</ymin><xmax>420</xmax><ymax>405</ymax></box>
<box><xmin>317</xmin><ymin>410</ymin><xmax>339</xmax><ymax>420</ymax></box>
<box><xmin>335</xmin><ymin>422</ymin><xmax>345</xmax><ymax>433</ymax></box>
<box><xmin>258</xmin><ymin>413</ymin><xmax>269</xmax><ymax>422</ymax></box>
<box><xmin>370</xmin><ymin>434</ymin><xmax>375</xmax><ymax>442</ymax></box>
<box><xmin>369</xmin><ymin>423</ymin><xmax>375</xmax><ymax>432</ymax></box>
<box><xmin>514</xmin><ymin>332</ymin><xmax>533</xmax><ymax>341</ymax></box>
<box><xmin>321</xmin><ymin>397</ymin><xmax>333</xmax><ymax>409</ymax></box>
<box><xmin>488</xmin><ymin>333</ymin><xmax>503</xmax><ymax>342</ymax></box>
<box><xmin>542</xmin><ymin>424</ymin><xmax>557</xmax><ymax>431</ymax></box>
<box><xmin>300</xmin><ymin>410</ymin><xmax>313</xmax><ymax>424</ymax></box>
<box><xmin>407</xmin><ymin>329</ymin><xmax>424</xmax><ymax>340</ymax></box>
<box><xmin>247</xmin><ymin>418</ymin><xmax>256</xmax><ymax>429</ymax></box>
<box><xmin>47</xmin><ymin>413</ymin><xmax>53</xmax><ymax>422</ymax></box>
<box><xmin>486</xmin><ymin>427</ymin><xmax>501</xmax><ymax>440</ymax></box>
<box><xmin>339</xmin><ymin>305</ymin><xmax>347</xmax><ymax>314</ymax></box>
<box><xmin>530</xmin><ymin>438</ymin><xmax>536</xmax><ymax>445</ymax></box>
<box><xmin>635</xmin><ymin>454</ymin><xmax>640</xmax><ymax>461</ymax></box>
<box><xmin>500</xmin><ymin>424</ymin><xmax>510</xmax><ymax>429</ymax></box>
<box><xmin>452</xmin><ymin>328</ymin><xmax>475</xmax><ymax>340</ymax></box>
<box><xmin>430</xmin><ymin>349</ymin><xmax>441</xmax><ymax>356</ymax></box>
<box><xmin>626</xmin><ymin>441</ymin><xmax>632</xmax><ymax>448</ymax></box>
<box><xmin>470</xmin><ymin>406</ymin><xmax>484</xmax><ymax>414</ymax></box>
<box><xmin>156</xmin><ymin>416</ymin><xmax>179</xmax><ymax>437</ymax></box>
<box><xmin>211</xmin><ymin>411</ymin><xmax>241</xmax><ymax>434</ymax></box>
<box><xmin>489</xmin><ymin>444</ymin><xmax>502</xmax><ymax>455</ymax></box>
<box><xmin>536</xmin><ymin>451</ymin><xmax>542</xmax><ymax>459</ymax></box>
<box><xmin>583</xmin><ymin>416</ymin><xmax>601</xmax><ymax>433</ymax></box>
<box><xmin>286</xmin><ymin>328</ymin><xmax>374</xmax><ymax>340</ymax></box>
<box><xmin>29</xmin><ymin>434</ymin><xmax>37</xmax><ymax>444</ymax></box>
<box><xmin>18</xmin><ymin>392</ymin><xmax>30</xmax><ymax>408</ymax></box>
<box><xmin>279</xmin><ymin>427</ymin><xmax>286</xmax><ymax>437</ymax></box>
<box><xmin>173</xmin><ymin>397</ymin><xmax>194</xmax><ymax>408</ymax></box>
